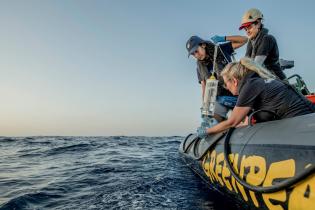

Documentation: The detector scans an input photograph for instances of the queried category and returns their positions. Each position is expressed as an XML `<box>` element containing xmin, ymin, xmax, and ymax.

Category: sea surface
<box><xmin>0</xmin><ymin>136</ymin><xmax>237</xmax><ymax>210</ymax></box>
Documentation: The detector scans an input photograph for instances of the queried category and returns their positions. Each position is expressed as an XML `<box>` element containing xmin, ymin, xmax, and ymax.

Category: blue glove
<box><xmin>197</xmin><ymin>126</ymin><xmax>208</xmax><ymax>139</ymax></box>
<box><xmin>211</xmin><ymin>35</ymin><xmax>226</xmax><ymax>44</ymax></box>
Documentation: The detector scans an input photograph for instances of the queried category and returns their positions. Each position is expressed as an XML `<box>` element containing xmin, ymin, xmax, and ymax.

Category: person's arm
<box><xmin>254</xmin><ymin>55</ymin><xmax>267</xmax><ymax>65</ymax></box>
<box><xmin>206</xmin><ymin>106</ymin><xmax>251</xmax><ymax>134</ymax></box>
<box><xmin>225</xmin><ymin>35</ymin><xmax>248</xmax><ymax>49</ymax></box>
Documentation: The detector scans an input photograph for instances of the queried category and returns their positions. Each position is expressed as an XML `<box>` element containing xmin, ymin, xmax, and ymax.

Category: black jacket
<box><xmin>245</xmin><ymin>28</ymin><xmax>286</xmax><ymax>80</ymax></box>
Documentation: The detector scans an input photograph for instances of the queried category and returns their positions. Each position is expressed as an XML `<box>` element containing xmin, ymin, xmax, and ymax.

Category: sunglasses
<box><xmin>243</xmin><ymin>21</ymin><xmax>258</xmax><ymax>32</ymax></box>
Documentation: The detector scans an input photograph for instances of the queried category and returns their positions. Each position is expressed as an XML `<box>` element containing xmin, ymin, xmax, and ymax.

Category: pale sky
<box><xmin>0</xmin><ymin>0</ymin><xmax>314</xmax><ymax>136</ymax></box>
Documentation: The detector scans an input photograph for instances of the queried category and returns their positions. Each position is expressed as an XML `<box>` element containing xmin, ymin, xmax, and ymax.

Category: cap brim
<box><xmin>239</xmin><ymin>21</ymin><xmax>254</xmax><ymax>30</ymax></box>
<box><xmin>188</xmin><ymin>45</ymin><xmax>199</xmax><ymax>58</ymax></box>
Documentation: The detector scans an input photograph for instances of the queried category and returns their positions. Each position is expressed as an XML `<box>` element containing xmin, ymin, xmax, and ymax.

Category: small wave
<box><xmin>0</xmin><ymin>137</ymin><xmax>16</xmax><ymax>143</ymax></box>
<box><xmin>44</xmin><ymin>143</ymin><xmax>92</xmax><ymax>156</ymax></box>
<box><xmin>111</xmin><ymin>136</ymin><xmax>122</xmax><ymax>140</ymax></box>
<box><xmin>157</xmin><ymin>140</ymin><xmax>181</xmax><ymax>146</ymax></box>
<box><xmin>18</xmin><ymin>152</ymin><xmax>42</xmax><ymax>158</ymax></box>
<box><xmin>89</xmin><ymin>166</ymin><xmax>116</xmax><ymax>174</ymax></box>
<box><xmin>0</xmin><ymin>191</ymin><xmax>63</xmax><ymax>210</ymax></box>
<box><xmin>24</xmin><ymin>137</ymin><xmax>35</xmax><ymax>140</ymax></box>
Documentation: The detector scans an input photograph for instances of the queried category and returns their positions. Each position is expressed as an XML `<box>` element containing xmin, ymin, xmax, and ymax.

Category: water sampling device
<box><xmin>201</xmin><ymin>45</ymin><xmax>219</xmax><ymax>118</ymax></box>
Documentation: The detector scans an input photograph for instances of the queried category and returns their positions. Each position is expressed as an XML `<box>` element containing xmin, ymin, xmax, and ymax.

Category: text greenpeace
<box><xmin>202</xmin><ymin>150</ymin><xmax>314</xmax><ymax>210</ymax></box>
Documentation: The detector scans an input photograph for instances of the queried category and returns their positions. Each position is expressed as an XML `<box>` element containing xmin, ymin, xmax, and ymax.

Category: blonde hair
<box><xmin>221</xmin><ymin>57</ymin><xmax>276</xmax><ymax>81</ymax></box>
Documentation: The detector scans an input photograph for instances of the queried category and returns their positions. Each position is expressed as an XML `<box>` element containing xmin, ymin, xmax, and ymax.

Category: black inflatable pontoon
<box><xmin>179</xmin><ymin>113</ymin><xmax>315</xmax><ymax>210</ymax></box>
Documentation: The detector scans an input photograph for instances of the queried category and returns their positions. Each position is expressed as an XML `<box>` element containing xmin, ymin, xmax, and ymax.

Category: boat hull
<box><xmin>179</xmin><ymin>113</ymin><xmax>315</xmax><ymax>210</ymax></box>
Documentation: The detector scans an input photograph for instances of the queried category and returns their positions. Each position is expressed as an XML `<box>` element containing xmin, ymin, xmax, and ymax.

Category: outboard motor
<box><xmin>280</xmin><ymin>59</ymin><xmax>312</xmax><ymax>95</ymax></box>
<box><xmin>279</xmin><ymin>59</ymin><xmax>294</xmax><ymax>71</ymax></box>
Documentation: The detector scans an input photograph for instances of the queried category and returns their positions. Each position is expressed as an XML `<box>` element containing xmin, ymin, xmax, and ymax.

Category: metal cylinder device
<box><xmin>201</xmin><ymin>75</ymin><xmax>218</xmax><ymax>117</ymax></box>
<box><xmin>201</xmin><ymin>45</ymin><xmax>219</xmax><ymax>117</ymax></box>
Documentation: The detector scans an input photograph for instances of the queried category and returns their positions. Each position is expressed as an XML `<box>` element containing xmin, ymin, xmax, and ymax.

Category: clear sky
<box><xmin>0</xmin><ymin>0</ymin><xmax>314</xmax><ymax>136</ymax></box>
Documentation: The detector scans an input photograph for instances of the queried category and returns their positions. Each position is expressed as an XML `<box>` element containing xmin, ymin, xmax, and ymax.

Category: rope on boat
<box><xmin>223</xmin><ymin>127</ymin><xmax>315</xmax><ymax>193</ymax></box>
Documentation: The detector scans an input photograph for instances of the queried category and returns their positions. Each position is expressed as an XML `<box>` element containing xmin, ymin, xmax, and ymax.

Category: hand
<box><xmin>211</xmin><ymin>35</ymin><xmax>226</xmax><ymax>44</ymax></box>
<box><xmin>197</xmin><ymin>126</ymin><xmax>208</xmax><ymax>139</ymax></box>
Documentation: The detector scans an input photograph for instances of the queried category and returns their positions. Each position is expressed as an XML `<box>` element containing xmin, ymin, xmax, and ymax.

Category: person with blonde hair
<box><xmin>197</xmin><ymin>57</ymin><xmax>314</xmax><ymax>137</ymax></box>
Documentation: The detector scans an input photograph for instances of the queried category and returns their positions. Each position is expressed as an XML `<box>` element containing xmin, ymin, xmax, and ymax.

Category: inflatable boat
<box><xmin>179</xmin><ymin>112</ymin><xmax>315</xmax><ymax>210</ymax></box>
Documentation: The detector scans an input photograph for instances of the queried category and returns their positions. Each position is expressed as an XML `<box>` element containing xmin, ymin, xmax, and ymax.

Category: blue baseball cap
<box><xmin>186</xmin><ymin>36</ymin><xmax>206</xmax><ymax>57</ymax></box>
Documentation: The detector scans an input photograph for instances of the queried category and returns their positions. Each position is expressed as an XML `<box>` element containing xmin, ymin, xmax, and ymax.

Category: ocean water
<box><xmin>0</xmin><ymin>136</ymin><xmax>237</xmax><ymax>210</ymax></box>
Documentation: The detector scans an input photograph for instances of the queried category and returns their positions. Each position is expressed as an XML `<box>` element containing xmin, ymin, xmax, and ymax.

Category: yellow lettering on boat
<box><xmin>243</xmin><ymin>155</ymin><xmax>267</xmax><ymax>208</ymax></box>
<box><xmin>288</xmin><ymin>170</ymin><xmax>315</xmax><ymax>210</ymax></box>
<box><xmin>227</xmin><ymin>153</ymin><xmax>248</xmax><ymax>202</ymax></box>
<box><xmin>215</xmin><ymin>152</ymin><xmax>224</xmax><ymax>186</ymax></box>
<box><xmin>200</xmin><ymin>150</ymin><xmax>315</xmax><ymax>209</ymax></box>
<box><xmin>202</xmin><ymin>153</ymin><xmax>213</xmax><ymax>182</ymax></box>
<box><xmin>221</xmin><ymin>154</ymin><xmax>234</xmax><ymax>191</ymax></box>
<box><xmin>209</xmin><ymin>150</ymin><xmax>218</xmax><ymax>182</ymax></box>
<box><xmin>230</xmin><ymin>153</ymin><xmax>239</xmax><ymax>193</ymax></box>
<box><xmin>262</xmin><ymin>159</ymin><xmax>295</xmax><ymax>210</ymax></box>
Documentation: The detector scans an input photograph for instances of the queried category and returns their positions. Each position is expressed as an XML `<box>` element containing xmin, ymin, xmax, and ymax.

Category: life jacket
<box><xmin>306</xmin><ymin>95</ymin><xmax>315</xmax><ymax>104</ymax></box>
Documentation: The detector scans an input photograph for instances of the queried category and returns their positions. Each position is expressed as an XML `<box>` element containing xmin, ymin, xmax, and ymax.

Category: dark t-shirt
<box><xmin>246</xmin><ymin>28</ymin><xmax>286</xmax><ymax>80</ymax></box>
<box><xmin>236</xmin><ymin>72</ymin><xmax>314</xmax><ymax>119</ymax></box>
<box><xmin>196</xmin><ymin>41</ymin><xmax>234</xmax><ymax>96</ymax></box>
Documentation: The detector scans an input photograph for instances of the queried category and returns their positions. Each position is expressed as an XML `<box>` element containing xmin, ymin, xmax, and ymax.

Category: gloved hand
<box><xmin>197</xmin><ymin>126</ymin><xmax>208</xmax><ymax>139</ymax></box>
<box><xmin>211</xmin><ymin>35</ymin><xmax>226</xmax><ymax>44</ymax></box>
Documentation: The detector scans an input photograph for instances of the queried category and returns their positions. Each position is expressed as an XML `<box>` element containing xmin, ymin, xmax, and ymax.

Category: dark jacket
<box><xmin>245</xmin><ymin>28</ymin><xmax>286</xmax><ymax>80</ymax></box>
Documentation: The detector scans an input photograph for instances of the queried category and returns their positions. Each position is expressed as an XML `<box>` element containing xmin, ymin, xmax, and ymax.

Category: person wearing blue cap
<box><xmin>186</xmin><ymin>35</ymin><xmax>247</xmax><ymax>135</ymax></box>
